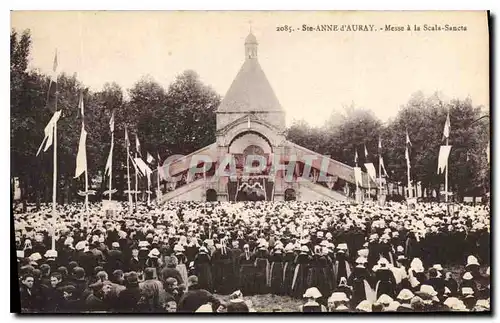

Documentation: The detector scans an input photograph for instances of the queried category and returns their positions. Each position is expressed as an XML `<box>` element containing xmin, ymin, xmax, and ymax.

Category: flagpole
<box><xmin>147</xmin><ymin>175</ymin><xmax>151</xmax><ymax>206</ymax></box>
<box><xmin>367</xmin><ymin>171</ymin><xmax>371</xmax><ymax>203</ymax></box>
<box><xmin>51</xmin><ymin>80</ymin><xmax>58</xmax><ymax>251</ymax></box>
<box><xmin>83</xmin><ymin>123</ymin><xmax>89</xmax><ymax>213</ymax></box>
<box><xmin>157</xmin><ymin>161</ymin><xmax>160</xmax><ymax>199</ymax></box>
<box><xmin>355</xmin><ymin>155</ymin><xmax>359</xmax><ymax>203</ymax></box>
<box><xmin>109</xmin><ymin>130</ymin><xmax>114</xmax><ymax>201</ymax></box>
<box><xmin>135</xmin><ymin>151</ymin><xmax>138</xmax><ymax>208</ymax></box>
<box><xmin>445</xmin><ymin>137</ymin><xmax>449</xmax><ymax>204</ymax></box>
<box><xmin>407</xmin><ymin>152</ymin><xmax>412</xmax><ymax>200</ymax></box>
<box><xmin>126</xmin><ymin>129</ymin><xmax>132</xmax><ymax>214</ymax></box>
<box><xmin>378</xmin><ymin>156</ymin><xmax>382</xmax><ymax>194</ymax></box>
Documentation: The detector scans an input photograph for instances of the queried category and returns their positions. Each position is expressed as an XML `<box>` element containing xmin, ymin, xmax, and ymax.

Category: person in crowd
<box><xmin>177</xmin><ymin>275</ymin><xmax>220</xmax><ymax>313</ymax></box>
<box><xmin>300</xmin><ymin>287</ymin><xmax>327</xmax><ymax>312</ymax></box>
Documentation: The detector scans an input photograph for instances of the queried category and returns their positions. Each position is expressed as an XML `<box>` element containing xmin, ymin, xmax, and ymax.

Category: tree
<box><xmin>162</xmin><ymin>70</ymin><xmax>220</xmax><ymax>157</ymax></box>
<box><xmin>384</xmin><ymin>92</ymin><xmax>490</xmax><ymax>199</ymax></box>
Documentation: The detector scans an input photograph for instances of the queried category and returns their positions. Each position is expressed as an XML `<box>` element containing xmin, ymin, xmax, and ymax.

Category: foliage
<box><xmin>11</xmin><ymin>29</ymin><xmax>220</xmax><ymax>204</ymax></box>
<box><xmin>286</xmin><ymin>93</ymin><xmax>490</xmax><ymax>199</ymax></box>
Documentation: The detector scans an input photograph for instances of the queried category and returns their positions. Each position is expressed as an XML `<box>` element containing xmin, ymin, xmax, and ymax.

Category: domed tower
<box><xmin>245</xmin><ymin>32</ymin><xmax>258</xmax><ymax>59</ymax></box>
<box><xmin>216</xmin><ymin>32</ymin><xmax>286</xmax><ymax>133</ymax></box>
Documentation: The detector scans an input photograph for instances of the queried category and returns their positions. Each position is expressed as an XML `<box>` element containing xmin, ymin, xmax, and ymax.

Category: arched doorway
<box><xmin>284</xmin><ymin>188</ymin><xmax>296</xmax><ymax>201</ymax></box>
<box><xmin>206</xmin><ymin>189</ymin><xmax>217</xmax><ymax>202</ymax></box>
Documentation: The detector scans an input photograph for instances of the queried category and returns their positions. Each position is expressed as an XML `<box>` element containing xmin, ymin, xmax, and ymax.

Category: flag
<box><xmin>109</xmin><ymin>111</ymin><xmax>115</xmax><ymax>133</ymax></box>
<box><xmin>443</xmin><ymin>111</ymin><xmax>450</xmax><ymax>140</ymax></box>
<box><xmin>364</xmin><ymin>163</ymin><xmax>377</xmax><ymax>182</ymax></box>
<box><xmin>486</xmin><ymin>141</ymin><xmax>490</xmax><ymax>164</ymax></box>
<box><xmin>354</xmin><ymin>149</ymin><xmax>358</xmax><ymax>165</ymax></box>
<box><xmin>129</xmin><ymin>154</ymin><xmax>143</xmax><ymax>177</ymax></box>
<box><xmin>135</xmin><ymin>134</ymin><xmax>142</xmax><ymax>156</ymax></box>
<box><xmin>405</xmin><ymin>131</ymin><xmax>412</xmax><ymax>169</ymax></box>
<box><xmin>134</xmin><ymin>158</ymin><xmax>152</xmax><ymax>177</ymax></box>
<box><xmin>406</xmin><ymin>130</ymin><xmax>412</xmax><ymax>146</ymax></box>
<box><xmin>405</xmin><ymin>146</ymin><xmax>411</xmax><ymax>169</ymax></box>
<box><xmin>157</xmin><ymin>152</ymin><xmax>165</xmax><ymax>180</ymax></box>
<box><xmin>74</xmin><ymin>126</ymin><xmax>88</xmax><ymax>178</ymax></box>
<box><xmin>380</xmin><ymin>156</ymin><xmax>388</xmax><ymax>177</ymax></box>
<box><xmin>147</xmin><ymin>152</ymin><xmax>154</xmax><ymax>164</ymax></box>
<box><xmin>105</xmin><ymin>141</ymin><xmax>113</xmax><ymax>176</ymax></box>
<box><xmin>354</xmin><ymin>167</ymin><xmax>363</xmax><ymax>186</ymax></box>
<box><xmin>364</xmin><ymin>144</ymin><xmax>369</xmax><ymax>158</ymax></box>
<box><xmin>78</xmin><ymin>92</ymin><xmax>84</xmax><ymax>117</ymax></box>
<box><xmin>437</xmin><ymin>145</ymin><xmax>452</xmax><ymax>174</ymax></box>
<box><xmin>125</xmin><ymin>127</ymin><xmax>130</xmax><ymax>148</ymax></box>
<box><xmin>51</xmin><ymin>50</ymin><xmax>58</xmax><ymax>83</ymax></box>
<box><xmin>36</xmin><ymin>110</ymin><xmax>62</xmax><ymax>156</ymax></box>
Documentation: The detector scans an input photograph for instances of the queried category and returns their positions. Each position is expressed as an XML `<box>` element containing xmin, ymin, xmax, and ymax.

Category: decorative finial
<box><xmin>248</xmin><ymin>20</ymin><xmax>253</xmax><ymax>33</ymax></box>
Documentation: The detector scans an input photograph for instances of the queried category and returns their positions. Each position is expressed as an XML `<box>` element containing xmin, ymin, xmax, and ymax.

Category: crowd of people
<box><xmin>14</xmin><ymin>200</ymin><xmax>490</xmax><ymax>313</ymax></box>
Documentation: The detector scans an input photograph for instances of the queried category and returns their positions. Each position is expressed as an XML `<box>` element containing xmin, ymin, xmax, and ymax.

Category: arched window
<box><xmin>284</xmin><ymin>188</ymin><xmax>296</xmax><ymax>201</ymax></box>
<box><xmin>206</xmin><ymin>189</ymin><xmax>217</xmax><ymax>202</ymax></box>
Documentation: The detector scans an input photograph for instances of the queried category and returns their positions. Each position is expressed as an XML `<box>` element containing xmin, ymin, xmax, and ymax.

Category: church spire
<box><xmin>245</xmin><ymin>31</ymin><xmax>258</xmax><ymax>60</ymax></box>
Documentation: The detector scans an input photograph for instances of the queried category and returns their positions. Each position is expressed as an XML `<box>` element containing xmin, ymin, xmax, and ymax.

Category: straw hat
<box><xmin>396</xmin><ymin>289</ymin><xmax>414</xmax><ymax>301</ymax></box>
<box><xmin>148</xmin><ymin>248</ymin><xmax>160</xmax><ymax>258</ymax></box>
<box><xmin>376</xmin><ymin>294</ymin><xmax>393</xmax><ymax>305</ymax></box>
<box><xmin>174</xmin><ymin>244</ymin><xmax>185</xmax><ymax>252</ymax></box>
<box><xmin>44</xmin><ymin>250</ymin><xmax>58</xmax><ymax>258</ymax></box>
<box><xmin>303</xmin><ymin>287</ymin><xmax>322</xmax><ymax>299</ymax></box>
<box><xmin>466</xmin><ymin>255</ymin><xmax>480</xmax><ymax>267</ymax></box>
<box><xmin>195</xmin><ymin>304</ymin><xmax>213</xmax><ymax>313</ymax></box>
<box><xmin>355</xmin><ymin>300</ymin><xmax>372</xmax><ymax>312</ymax></box>
<box><xmin>329</xmin><ymin>292</ymin><xmax>349</xmax><ymax>302</ymax></box>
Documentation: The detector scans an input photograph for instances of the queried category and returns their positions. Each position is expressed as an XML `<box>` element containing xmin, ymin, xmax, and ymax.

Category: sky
<box><xmin>11</xmin><ymin>11</ymin><xmax>489</xmax><ymax>127</ymax></box>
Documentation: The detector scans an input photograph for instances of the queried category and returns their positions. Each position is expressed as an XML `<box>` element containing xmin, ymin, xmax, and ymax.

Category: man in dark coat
<box><xmin>128</xmin><ymin>248</ymin><xmax>143</xmax><ymax>273</ymax></box>
<box><xmin>20</xmin><ymin>275</ymin><xmax>38</xmax><ymax>312</ymax></box>
<box><xmin>193</xmin><ymin>247</ymin><xmax>213</xmax><ymax>292</ymax></box>
<box><xmin>212</xmin><ymin>239</ymin><xmax>235</xmax><ymax>294</ymax></box>
<box><xmin>160</xmin><ymin>256</ymin><xmax>184</xmax><ymax>286</ymax></box>
<box><xmin>177</xmin><ymin>276</ymin><xmax>220</xmax><ymax>313</ymax></box>
<box><xmin>238</xmin><ymin>244</ymin><xmax>256</xmax><ymax>296</ymax></box>
<box><xmin>116</xmin><ymin>272</ymin><xmax>142</xmax><ymax>313</ymax></box>
<box><xmin>106</xmin><ymin>242</ymin><xmax>124</xmax><ymax>274</ymax></box>
<box><xmin>43</xmin><ymin>273</ymin><xmax>65</xmax><ymax>312</ymax></box>
<box><xmin>68</xmin><ymin>267</ymin><xmax>89</xmax><ymax>303</ymax></box>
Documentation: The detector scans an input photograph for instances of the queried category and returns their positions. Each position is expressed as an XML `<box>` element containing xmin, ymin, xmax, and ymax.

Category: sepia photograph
<box><xmin>10</xmin><ymin>10</ymin><xmax>490</xmax><ymax>313</ymax></box>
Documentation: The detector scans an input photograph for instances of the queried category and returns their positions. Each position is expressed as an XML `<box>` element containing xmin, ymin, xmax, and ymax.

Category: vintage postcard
<box><xmin>11</xmin><ymin>11</ymin><xmax>490</xmax><ymax>313</ymax></box>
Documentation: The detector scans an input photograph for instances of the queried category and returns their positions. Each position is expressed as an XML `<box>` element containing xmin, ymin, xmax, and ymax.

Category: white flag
<box><xmin>354</xmin><ymin>167</ymin><xmax>363</xmax><ymax>187</ymax></box>
<box><xmin>443</xmin><ymin>112</ymin><xmax>450</xmax><ymax>139</ymax></box>
<box><xmin>109</xmin><ymin>111</ymin><xmax>115</xmax><ymax>133</ymax></box>
<box><xmin>105</xmin><ymin>141</ymin><xmax>113</xmax><ymax>176</ymax></box>
<box><xmin>380</xmin><ymin>156</ymin><xmax>388</xmax><ymax>177</ymax></box>
<box><xmin>134</xmin><ymin>158</ymin><xmax>152</xmax><ymax>176</ymax></box>
<box><xmin>129</xmin><ymin>154</ymin><xmax>142</xmax><ymax>177</ymax></box>
<box><xmin>146</xmin><ymin>152</ymin><xmax>154</xmax><ymax>164</ymax></box>
<box><xmin>36</xmin><ymin>110</ymin><xmax>62</xmax><ymax>156</ymax></box>
<box><xmin>437</xmin><ymin>145</ymin><xmax>452</xmax><ymax>174</ymax></box>
<box><xmin>135</xmin><ymin>134</ymin><xmax>141</xmax><ymax>156</ymax></box>
<box><xmin>51</xmin><ymin>50</ymin><xmax>58</xmax><ymax>83</ymax></box>
<box><xmin>364</xmin><ymin>163</ymin><xmax>377</xmax><ymax>182</ymax></box>
<box><xmin>486</xmin><ymin>141</ymin><xmax>490</xmax><ymax>164</ymax></box>
<box><xmin>405</xmin><ymin>146</ymin><xmax>411</xmax><ymax>169</ymax></box>
<box><xmin>74</xmin><ymin>126</ymin><xmax>88</xmax><ymax>178</ymax></box>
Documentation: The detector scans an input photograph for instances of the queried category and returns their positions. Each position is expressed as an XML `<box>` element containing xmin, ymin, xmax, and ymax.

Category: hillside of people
<box><xmin>14</xmin><ymin>200</ymin><xmax>490</xmax><ymax>312</ymax></box>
